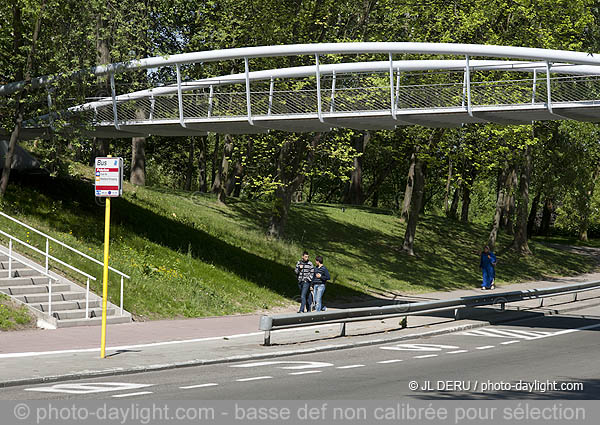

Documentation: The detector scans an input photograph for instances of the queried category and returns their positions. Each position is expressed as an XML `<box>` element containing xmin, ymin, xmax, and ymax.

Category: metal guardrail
<box><xmin>258</xmin><ymin>280</ymin><xmax>600</xmax><ymax>345</ymax></box>
<box><xmin>0</xmin><ymin>244</ymin><xmax>59</xmax><ymax>316</ymax></box>
<box><xmin>0</xmin><ymin>211</ymin><xmax>129</xmax><ymax>316</ymax></box>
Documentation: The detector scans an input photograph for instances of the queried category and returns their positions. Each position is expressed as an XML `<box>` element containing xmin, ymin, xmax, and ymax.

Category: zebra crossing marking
<box><xmin>458</xmin><ymin>328</ymin><xmax>554</xmax><ymax>340</ymax></box>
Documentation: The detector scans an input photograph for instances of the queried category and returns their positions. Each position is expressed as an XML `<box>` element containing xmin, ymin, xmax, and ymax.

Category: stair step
<box><xmin>0</xmin><ymin>284</ymin><xmax>71</xmax><ymax>295</ymax></box>
<box><xmin>56</xmin><ymin>315</ymin><xmax>131</xmax><ymax>328</ymax></box>
<box><xmin>34</xmin><ymin>299</ymin><xmax>101</xmax><ymax>312</ymax></box>
<box><xmin>0</xmin><ymin>260</ymin><xmax>26</xmax><ymax>269</ymax></box>
<box><xmin>0</xmin><ymin>268</ymin><xmax>40</xmax><ymax>278</ymax></box>
<box><xmin>14</xmin><ymin>291</ymin><xmax>87</xmax><ymax>304</ymax></box>
<box><xmin>0</xmin><ymin>276</ymin><xmax>52</xmax><ymax>286</ymax></box>
<box><xmin>52</xmin><ymin>307</ymin><xmax>115</xmax><ymax>320</ymax></box>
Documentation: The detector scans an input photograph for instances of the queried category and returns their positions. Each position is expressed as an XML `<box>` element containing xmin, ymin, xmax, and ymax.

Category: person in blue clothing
<box><xmin>312</xmin><ymin>255</ymin><xmax>330</xmax><ymax>311</ymax></box>
<box><xmin>480</xmin><ymin>245</ymin><xmax>497</xmax><ymax>290</ymax></box>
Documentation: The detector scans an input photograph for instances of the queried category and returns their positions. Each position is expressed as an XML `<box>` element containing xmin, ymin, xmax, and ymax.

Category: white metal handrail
<box><xmin>0</xmin><ymin>242</ymin><xmax>58</xmax><ymax>316</ymax></box>
<box><xmin>0</xmin><ymin>211</ymin><xmax>128</xmax><ymax>317</ymax></box>
<box><xmin>0</xmin><ymin>212</ymin><xmax>130</xmax><ymax>279</ymax></box>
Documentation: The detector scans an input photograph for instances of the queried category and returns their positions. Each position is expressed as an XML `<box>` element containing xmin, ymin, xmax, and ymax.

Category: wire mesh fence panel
<box><xmin>326</xmin><ymin>86</ymin><xmax>389</xmax><ymax>113</ymax></box>
<box><xmin>471</xmin><ymin>78</ymin><xmax>534</xmax><ymax>106</ymax></box>
<box><xmin>551</xmin><ymin>75</ymin><xmax>600</xmax><ymax>104</ymax></box>
<box><xmin>396</xmin><ymin>83</ymin><xmax>463</xmax><ymax>110</ymax></box>
<box><xmin>211</xmin><ymin>92</ymin><xmax>248</xmax><ymax>117</ymax></box>
<box><xmin>182</xmin><ymin>92</ymin><xmax>210</xmax><ymax>118</ymax></box>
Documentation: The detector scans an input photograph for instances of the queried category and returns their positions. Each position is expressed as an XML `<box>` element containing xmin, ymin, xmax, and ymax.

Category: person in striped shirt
<box><xmin>295</xmin><ymin>251</ymin><xmax>314</xmax><ymax>313</ymax></box>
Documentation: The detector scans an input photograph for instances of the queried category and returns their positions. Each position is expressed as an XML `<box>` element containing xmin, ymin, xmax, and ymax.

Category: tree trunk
<box><xmin>578</xmin><ymin>165</ymin><xmax>600</xmax><ymax>241</ymax></box>
<box><xmin>501</xmin><ymin>167</ymin><xmax>517</xmax><ymax>234</ymax></box>
<box><xmin>510</xmin><ymin>143</ymin><xmax>533</xmax><ymax>255</ymax></box>
<box><xmin>211</xmin><ymin>135</ymin><xmax>221</xmax><ymax>189</ymax></box>
<box><xmin>371</xmin><ymin>190</ymin><xmax>379</xmax><ymax>208</ymax></box>
<box><xmin>344</xmin><ymin>131</ymin><xmax>369</xmax><ymax>205</ymax></box>
<box><xmin>92</xmin><ymin>9</ymin><xmax>111</xmax><ymax>163</ymax></box>
<box><xmin>401</xmin><ymin>146</ymin><xmax>418</xmax><ymax>221</ymax></box>
<box><xmin>1</xmin><ymin>3</ymin><xmax>44</xmax><ymax>197</ymax></box>
<box><xmin>527</xmin><ymin>192</ymin><xmax>541</xmax><ymax>238</ymax></box>
<box><xmin>184</xmin><ymin>137</ymin><xmax>195</xmax><ymax>191</ymax></box>
<box><xmin>268</xmin><ymin>133</ymin><xmax>322</xmax><ymax>238</ymax></box>
<box><xmin>401</xmin><ymin>128</ymin><xmax>443</xmax><ymax>255</ymax></box>
<box><xmin>488</xmin><ymin>165</ymin><xmax>511</xmax><ymax>250</ymax></box>
<box><xmin>130</xmin><ymin>109</ymin><xmax>146</xmax><ymax>186</ymax></box>
<box><xmin>213</xmin><ymin>135</ymin><xmax>232</xmax><ymax>203</ymax></box>
<box><xmin>449</xmin><ymin>186</ymin><xmax>460</xmax><ymax>219</ymax></box>
<box><xmin>444</xmin><ymin>158</ymin><xmax>453</xmax><ymax>215</ymax></box>
<box><xmin>460</xmin><ymin>182</ymin><xmax>471</xmax><ymax>222</ymax></box>
<box><xmin>401</xmin><ymin>156</ymin><xmax>425</xmax><ymax>256</ymax></box>
<box><xmin>540</xmin><ymin>198</ymin><xmax>553</xmax><ymax>236</ymax></box>
<box><xmin>197</xmin><ymin>136</ymin><xmax>207</xmax><ymax>192</ymax></box>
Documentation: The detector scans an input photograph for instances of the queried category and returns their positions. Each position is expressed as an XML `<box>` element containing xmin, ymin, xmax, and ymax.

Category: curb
<box><xmin>2</xmin><ymin>298</ymin><xmax>599</xmax><ymax>388</ymax></box>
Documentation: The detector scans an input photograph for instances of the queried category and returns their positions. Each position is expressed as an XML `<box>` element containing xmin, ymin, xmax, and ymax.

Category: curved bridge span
<box><xmin>4</xmin><ymin>42</ymin><xmax>600</xmax><ymax>139</ymax></box>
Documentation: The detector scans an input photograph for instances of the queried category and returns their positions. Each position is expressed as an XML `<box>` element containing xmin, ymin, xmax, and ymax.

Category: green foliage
<box><xmin>0</xmin><ymin>170</ymin><xmax>593</xmax><ymax>320</ymax></box>
<box><xmin>0</xmin><ymin>293</ymin><xmax>35</xmax><ymax>331</ymax></box>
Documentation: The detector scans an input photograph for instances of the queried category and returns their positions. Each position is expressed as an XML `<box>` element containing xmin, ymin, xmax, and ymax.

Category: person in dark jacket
<box><xmin>295</xmin><ymin>251</ymin><xmax>314</xmax><ymax>313</ymax></box>
<box><xmin>480</xmin><ymin>245</ymin><xmax>497</xmax><ymax>290</ymax></box>
<box><xmin>312</xmin><ymin>255</ymin><xmax>330</xmax><ymax>312</ymax></box>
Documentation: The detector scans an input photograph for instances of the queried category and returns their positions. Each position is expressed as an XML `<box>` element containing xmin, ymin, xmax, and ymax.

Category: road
<box><xmin>3</xmin><ymin>306</ymin><xmax>600</xmax><ymax>400</ymax></box>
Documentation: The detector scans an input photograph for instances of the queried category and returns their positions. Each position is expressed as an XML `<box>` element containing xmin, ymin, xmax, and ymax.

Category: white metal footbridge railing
<box><xmin>4</xmin><ymin>42</ymin><xmax>600</xmax><ymax>138</ymax></box>
<box><xmin>0</xmin><ymin>211</ymin><xmax>130</xmax><ymax>317</ymax></box>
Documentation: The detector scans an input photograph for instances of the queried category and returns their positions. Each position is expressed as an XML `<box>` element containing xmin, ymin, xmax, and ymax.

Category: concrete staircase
<box><xmin>0</xmin><ymin>249</ymin><xmax>131</xmax><ymax>328</ymax></box>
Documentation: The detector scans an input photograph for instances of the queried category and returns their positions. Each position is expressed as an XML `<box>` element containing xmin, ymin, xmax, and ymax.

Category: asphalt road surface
<box><xmin>3</xmin><ymin>306</ymin><xmax>600</xmax><ymax>400</ymax></box>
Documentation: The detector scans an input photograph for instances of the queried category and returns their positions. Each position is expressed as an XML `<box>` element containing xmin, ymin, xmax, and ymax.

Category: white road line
<box><xmin>0</xmin><ymin>325</ymin><xmax>335</xmax><ymax>359</ymax></box>
<box><xmin>500</xmin><ymin>340</ymin><xmax>520</xmax><ymax>345</ymax></box>
<box><xmin>336</xmin><ymin>365</ymin><xmax>365</xmax><ymax>369</ymax></box>
<box><xmin>446</xmin><ymin>350</ymin><xmax>468</xmax><ymax>354</ymax></box>
<box><xmin>236</xmin><ymin>376</ymin><xmax>272</xmax><ymax>382</ymax></box>
<box><xmin>179</xmin><ymin>383</ymin><xmax>219</xmax><ymax>389</ymax></box>
<box><xmin>377</xmin><ymin>359</ymin><xmax>404</xmax><ymax>364</ymax></box>
<box><xmin>476</xmin><ymin>345</ymin><xmax>495</xmax><ymax>350</ymax></box>
<box><xmin>112</xmin><ymin>391</ymin><xmax>153</xmax><ymax>398</ymax></box>
<box><xmin>289</xmin><ymin>370</ymin><xmax>322</xmax><ymax>375</ymax></box>
<box><xmin>414</xmin><ymin>354</ymin><xmax>438</xmax><ymax>359</ymax></box>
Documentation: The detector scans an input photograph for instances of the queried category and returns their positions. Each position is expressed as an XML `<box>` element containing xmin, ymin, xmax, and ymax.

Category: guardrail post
<box><xmin>45</xmin><ymin>238</ymin><xmax>49</xmax><ymax>273</ymax></box>
<box><xmin>48</xmin><ymin>278</ymin><xmax>52</xmax><ymax>316</ymax></box>
<box><xmin>389</xmin><ymin>53</ymin><xmax>396</xmax><ymax>120</ymax></box>
<box><xmin>86</xmin><ymin>278</ymin><xmax>90</xmax><ymax>319</ymax></box>
<box><xmin>8</xmin><ymin>239</ymin><xmax>12</xmax><ymax>278</ymax></box>
<box><xmin>539</xmin><ymin>298</ymin><xmax>544</xmax><ymax>308</ymax></box>
<box><xmin>573</xmin><ymin>292</ymin><xmax>578</xmax><ymax>302</ymax></box>
<box><xmin>315</xmin><ymin>54</ymin><xmax>323</xmax><ymax>122</ymax></box>
<box><xmin>340</xmin><ymin>322</ymin><xmax>346</xmax><ymax>337</ymax></box>
<box><xmin>330</xmin><ymin>70</ymin><xmax>336</xmax><ymax>113</ymax></box>
<box><xmin>208</xmin><ymin>85</ymin><xmax>214</xmax><ymax>117</ymax></box>
<box><xmin>264</xmin><ymin>330</ymin><xmax>271</xmax><ymax>346</ymax></box>
<box><xmin>500</xmin><ymin>302</ymin><xmax>505</xmax><ymax>312</ymax></box>
<box><xmin>120</xmin><ymin>275</ymin><xmax>124</xmax><ymax>315</ymax></box>
<box><xmin>546</xmin><ymin>61</ymin><xmax>553</xmax><ymax>114</ymax></box>
<box><xmin>465</xmin><ymin>55</ymin><xmax>473</xmax><ymax>117</ymax></box>
<box><xmin>244</xmin><ymin>57</ymin><xmax>253</xmax><ymax>125</ymax></box>
<box><xmin>110</xmin><ymin>72</ymin><xmax>120</xmax><ymax>130</ymax></box>
<box><xmin>267</xmin><ymin>78</ymin><xmax>274</xmax><ymax>116</ymax></box>
<box><xmin>176</xmin><ymin>63</ymin><xmax>187</xmax><ymax>128</ymax></box>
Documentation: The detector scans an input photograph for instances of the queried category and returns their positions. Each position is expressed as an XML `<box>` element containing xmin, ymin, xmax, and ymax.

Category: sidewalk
<box><xmin>1</xmin><ymin>270</ymin><xmax>600</xmax><ymax>388</ymax></box>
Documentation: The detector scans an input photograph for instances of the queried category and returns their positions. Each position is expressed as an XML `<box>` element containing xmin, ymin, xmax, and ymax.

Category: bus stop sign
<box><xmin>95</xmin><ymin>157</ymin><xmax>123</xmax><ymax>197</ymax></box>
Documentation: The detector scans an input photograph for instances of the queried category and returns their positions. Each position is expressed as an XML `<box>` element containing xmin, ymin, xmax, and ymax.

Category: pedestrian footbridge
<box><xmin>4</xmin><ymin>43</ymin><xmax>600</xmax><ymax>138</ymax></box>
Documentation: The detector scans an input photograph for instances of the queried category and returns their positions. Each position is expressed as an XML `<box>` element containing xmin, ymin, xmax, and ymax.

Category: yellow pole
<box><xmin>100</xmin><ymin>195</ymin><xmax>111</xmax><ymax>358</ymax></box>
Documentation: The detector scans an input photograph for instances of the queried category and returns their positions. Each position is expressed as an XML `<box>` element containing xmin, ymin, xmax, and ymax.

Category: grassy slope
<box><xmin>0</xmin><ymin>165</ymin><xmax>594</xmax><ymax>320</ymax></box>
<box><xmin>0</xmin><ymin>294</ymin><xmax>35</xmax><ymax>331</ymax></box>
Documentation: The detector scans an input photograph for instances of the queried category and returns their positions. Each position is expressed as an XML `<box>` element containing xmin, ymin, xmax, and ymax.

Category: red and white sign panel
<box><xmin>95</xmin><ymin>157</ymin><xmax>123</xmax><ymax>197</ymax></box>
